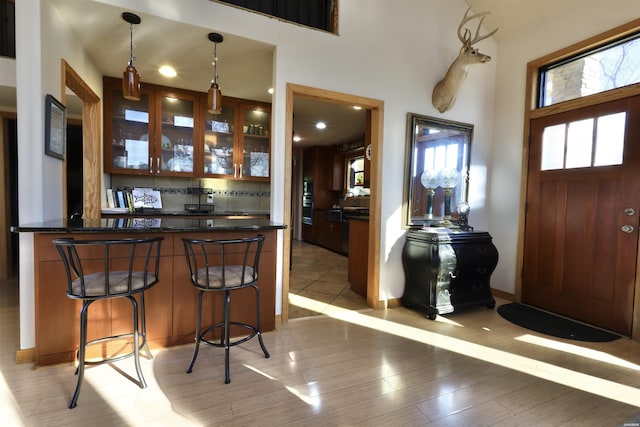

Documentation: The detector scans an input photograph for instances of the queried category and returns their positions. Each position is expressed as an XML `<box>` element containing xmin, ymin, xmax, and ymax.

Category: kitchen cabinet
<box><xmin>348</xmin><ymin>218</ymin><xmax>368</xmax><ymax>297</ymax></box>
<box><xmin>314</xmin><ymin>211</ymin><xmax>343</xmax><ymax>253</ymax></box>
<box><xmin>104</xmin><ymin>77</ymin><xmax>198</xmax><ymax>176</ymax></box>
<box><xmin>202</xmin><ymin>97</ymin><xmax>271</xmax><ymax>181</ymax></box>
<box><xmin>402</xmin><ymin>227</ymin><xmax>497</xmax><ymax>320</ymax></box>
<box><xmin>104</xmin><ymin>78</ymin><xmax>270</xmax><ymax>181</ymax></box>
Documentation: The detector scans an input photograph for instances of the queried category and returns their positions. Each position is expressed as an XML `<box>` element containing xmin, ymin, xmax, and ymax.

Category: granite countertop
<box><xmin>11</xmin><ymin>217</ymin><xmax>286</xmax><ymax>233</ymax></box>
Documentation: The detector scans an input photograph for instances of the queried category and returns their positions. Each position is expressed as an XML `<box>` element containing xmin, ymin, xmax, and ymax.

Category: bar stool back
<box><xmin>182</xmin><ymin>235</ymin><xmax>270</xmax><ymax>383</ymax></box>
<box><xmin>53</xmin><ymin>236</ymin><xmax>163</xmax><ymax>408</ymax></box>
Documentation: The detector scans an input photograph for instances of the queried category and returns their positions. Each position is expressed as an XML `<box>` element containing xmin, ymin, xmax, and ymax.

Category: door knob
<box><xmin>621</xmin><ymin>225</ymin><xmax>635</xmax><ymax>233</ymax></box>
<box><xmin>624</xmin><ymin>208</ymin><xmax>636</xmax><ymax>216</ymax></box>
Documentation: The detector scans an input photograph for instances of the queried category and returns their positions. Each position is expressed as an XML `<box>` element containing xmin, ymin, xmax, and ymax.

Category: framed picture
<box><xmin>44</xmin><ymin>94</ymin><xmax>66</xmax><ymax>160</ymax></box>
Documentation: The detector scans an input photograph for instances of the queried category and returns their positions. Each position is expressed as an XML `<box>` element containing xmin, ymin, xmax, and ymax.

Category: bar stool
<box><xmin>53</xmin><ymin>236</ymin><xmax>163</xmax><ymax>408</ymax></box>
<box><xmin>182</xmin><ymin>235</ymin><xmax>270</xmax><ymax>383</ymax></box>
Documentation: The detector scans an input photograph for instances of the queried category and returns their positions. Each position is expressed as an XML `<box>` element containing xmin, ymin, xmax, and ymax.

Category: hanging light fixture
<box><xmin>207</xmin><ymin>32</ymin><xmax>224</xmax><ymax>114</ymax></box>
<box><xmin>122</xmin><ymin>12</ymin><xmax>142</xmax><ymax>101</ymax></box>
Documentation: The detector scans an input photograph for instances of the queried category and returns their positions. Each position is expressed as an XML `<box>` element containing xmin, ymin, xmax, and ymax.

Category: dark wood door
<box><xmin>523</xmin><ymin>96</ymin><xmax>640</xmax><ymax>335</ymax></box>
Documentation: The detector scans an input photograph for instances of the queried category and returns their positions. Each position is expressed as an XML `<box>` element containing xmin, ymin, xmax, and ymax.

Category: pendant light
<box><xmin>207</xmin><ymin>32</ymin><xmax>224</xmax><ymax>114</ymax></box>
<box><xmin>122</xmin><ymin>12</ymin><xmax>142</xmax><ymax>101</ymax></box>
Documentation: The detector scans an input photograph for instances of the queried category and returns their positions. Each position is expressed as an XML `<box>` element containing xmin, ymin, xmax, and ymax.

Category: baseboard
<box><xmin>491</xmin><ymin>288</ymin><xmax>515</xmax><ymax>301</ymax></box>
<box><xmin>15</xmin><ymin>348</ymin><xmax>34</xmax><ymax>364</ymax></box>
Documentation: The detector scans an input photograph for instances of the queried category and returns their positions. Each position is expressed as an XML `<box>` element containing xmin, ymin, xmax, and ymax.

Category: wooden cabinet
<box><xmin>104</xmin><ymin>77</ymin><xmax>270</xmax><ymax>181</ymax></box>
<box><xmin>402</xmin><ymin>228</ymin><xmax>498</xmax><ymax>320</ymax></box>
<box><xmin>313</xmin><ymin>211</ymin><xmax>343</xmax><ymax>253</ymax></box>
<box><xmin>348</xmin><ymin>219</ymin><xmax>368</xmax><ymax>297</ymax></box>
<box><xmin>104</xmin><ymin>77</ymin><xmax>198</xmax><ymax>176</ymax></box>
<box><xmin>202</xmin><ymin>97</ymin><xmax>271</xmax><ymax>181</ymax></box>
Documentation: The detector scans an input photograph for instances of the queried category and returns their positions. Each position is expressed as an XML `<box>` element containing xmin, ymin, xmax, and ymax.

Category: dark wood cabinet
<box><xmin>402</xmin><ymin>227</ymin><xmax>498</xmax><ymax>319</ymax></box>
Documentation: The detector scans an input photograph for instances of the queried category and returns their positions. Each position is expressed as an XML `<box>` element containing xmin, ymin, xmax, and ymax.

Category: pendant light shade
<box><xmin>207</xmin><ymin>32</ymin><xmax>224</xmax><ymax>114</ymax></box>
<box><xmin>122</xmin><ymin>12</ymin><xmax>141</xmax><ymax>101</ymax></box>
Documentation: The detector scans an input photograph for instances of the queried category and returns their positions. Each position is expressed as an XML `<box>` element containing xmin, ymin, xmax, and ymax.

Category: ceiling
<box><xmin>3</xmin><ymin>0</ymin><xmax>582</xmax><ymax>148</ymax></box>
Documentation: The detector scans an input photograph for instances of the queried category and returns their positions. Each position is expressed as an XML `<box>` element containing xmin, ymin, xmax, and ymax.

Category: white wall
<box><xmin>16</xmin><ymin>0</ymin><xmax>497</xmax><ymax>347</ymax></box>
<box><xmin>15</xmin><ymin>0</ymin><xmax>103</xmax><ymax>349</ymax></box>
<box><xmin>490</xmin><ymin>0</ymin><xmax>640</xmax><ymax>294</ymax></box>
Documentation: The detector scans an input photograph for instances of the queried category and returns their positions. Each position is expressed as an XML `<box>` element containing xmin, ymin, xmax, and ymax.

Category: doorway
<box><xmin>283</xmin><ymin>83</ymin><xmax>383</xmax><ymax>322</ymax></box>
<box><xmin>523</xmin><ymin>95</ymin><xmax>640</xmax><ymax>335</ymax></box>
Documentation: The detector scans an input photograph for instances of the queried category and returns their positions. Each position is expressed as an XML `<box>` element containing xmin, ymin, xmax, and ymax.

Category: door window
<box><xmin>540</xmin><ymin>112</ymin><xmax>625</xmax><ymax>170</ymax></box>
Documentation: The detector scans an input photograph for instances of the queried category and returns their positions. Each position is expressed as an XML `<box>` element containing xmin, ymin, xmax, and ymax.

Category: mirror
<box><xmin>403</xmin><ymin>113</ymin><xmax>473</xmax><ymax>228</ymax></box>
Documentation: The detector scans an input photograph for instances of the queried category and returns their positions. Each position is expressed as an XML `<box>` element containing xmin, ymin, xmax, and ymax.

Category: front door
<box><xmin>523</xmin><ymin>95</ymin><xmax>640</xmax><ymax>335</ymax></box>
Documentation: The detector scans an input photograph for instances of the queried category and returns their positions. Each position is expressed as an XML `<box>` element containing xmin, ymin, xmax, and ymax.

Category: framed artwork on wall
<box><xmin>44</xmin><ymin>94</ymin><xmax>66</xmax><ymax>160</ymax></box>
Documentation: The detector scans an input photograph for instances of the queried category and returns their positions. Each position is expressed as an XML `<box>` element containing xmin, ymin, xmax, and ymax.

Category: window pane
<box><xmin>541</xmin><ymin>35</ymin><xmax>640</xmax><ymax>107</ymax></box>
<box><xmin>566</xmin><ymin>118</ymin><xmax>593</xmax><ymax>169</ymax></box>
<box><xmin>541</xmin><ymin>124</ymin><xmax>565</xmax><ymax>170</ymax></box>
<box><xmin>594</xmin><ymin>112</ymin><xmax>625</xmax><ymax>166</ymax></box>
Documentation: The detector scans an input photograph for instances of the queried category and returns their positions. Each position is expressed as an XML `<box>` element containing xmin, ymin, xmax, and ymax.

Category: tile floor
<box><xmin>288</xmin><ymin>240</ymin><xmax>370</xmax><ymax>319</ymax></box>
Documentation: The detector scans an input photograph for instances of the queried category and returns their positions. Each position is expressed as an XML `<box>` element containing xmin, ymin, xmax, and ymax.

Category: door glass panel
<box><xmin>204</xmin><ymin>107</ymin><xmax>235</xmax><ymax>175</ymax></box>
<box><xmin>541</xmin><ymin>124</ymin><xmax>565</xmax><ymax>170</ymax></box>
<box><xmin>594</xmin><ymin>112</ymin><xmax>625</xmax><ymax>166</ymax></box>
<box><xmin>160</xmin><ymin>96</ymin><xmax>194</xmax><ymax>173</ymax></box>
<box><xmin>566</xmin><ymin>118</ymin><xmax>593</xmax><ymax>169</ymax></box>
<box><xmin>242</xmin><ymin>109</ymin><xmax>270</xmax><ymax>178</ymax></box>
<box><xmin>110</xmin><ymin>89</ymin><xmax>150</xmax><ymax>170</ymax></box>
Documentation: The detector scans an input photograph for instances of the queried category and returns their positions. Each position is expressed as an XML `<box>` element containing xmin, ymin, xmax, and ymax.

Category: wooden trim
<box><xmin>491</xmin><ymin>288</ymin><xmax>515</xmax><ymax>302</ymax></box>
<box><xmin>519</xmin><ymin>19</ymin><xmax>640</xmax><ymax>338</ymax></box>
<box><xmin>61</xmin><ymin>59</ymin><xmax>101</xmax><ymax>219</ymax></box>
<box><xmin>15</xmin><ymin>348</ymin><xmax>34</xmax><ymax>364</ymax></box>
<box><xmin>284</xmin><ymin>83</ymin><xmax>384</xmax><ymax>314</ymax></box>
<box><xmin>0</xmin><ymin>115</ymin><xmax>9</xmax><ymax>279</ymax></box>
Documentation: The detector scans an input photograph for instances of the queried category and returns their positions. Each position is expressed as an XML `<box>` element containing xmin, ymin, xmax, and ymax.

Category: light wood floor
<box><xmin>2</xmin><ymin>260</ymin><xmax>640</xmax><ymax>425</ymax></box>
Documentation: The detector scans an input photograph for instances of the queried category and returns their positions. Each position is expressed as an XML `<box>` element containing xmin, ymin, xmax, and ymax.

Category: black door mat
<box><xmin>497</xmin><ymin>303</ymin><xmax>621</xmax><ymax>342</ymax></box>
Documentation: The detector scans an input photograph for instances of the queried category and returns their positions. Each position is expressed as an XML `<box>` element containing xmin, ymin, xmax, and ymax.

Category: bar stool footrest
<box><xmin>200</xmin><ymin>321</ymin><xmax>260</xmax><ymax>348</ymax></box>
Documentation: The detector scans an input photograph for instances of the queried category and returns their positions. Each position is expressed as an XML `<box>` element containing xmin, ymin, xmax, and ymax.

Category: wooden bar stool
<box><xmin>182</xmin><ymin>235</ymin><xmax>270</xmax><ymax>383</ymax></box>
<box><xmin>53</xmin><ymin>236</ymin><xmax>163</xmax><ymax>408</ymax></box>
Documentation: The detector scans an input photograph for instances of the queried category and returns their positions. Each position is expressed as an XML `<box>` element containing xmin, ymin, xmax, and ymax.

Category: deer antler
<box><xmin>457</xmin><ymin>7</ymin><xmax>498</xmax><ymax>46</ymax></box>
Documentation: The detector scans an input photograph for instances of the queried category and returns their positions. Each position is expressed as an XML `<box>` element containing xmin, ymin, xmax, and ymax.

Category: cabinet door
<box><xmin>104</xmin><ymin>80</ymin><xmax>154</xmax><ymax>174</ymax></box>
<box><xmin>203</xmin><ymin>102</ymin><xmax>236</xmax><ymax>177</ymax></box>
<box><xmin>240</xmin><ymin>107</ymin><xmax>270</xmax><ymax>180</ymax></box>
<box><xmin>155</xmin><ymin>90</ymin><xmax>198</xmax><ymax>176</ymax></box>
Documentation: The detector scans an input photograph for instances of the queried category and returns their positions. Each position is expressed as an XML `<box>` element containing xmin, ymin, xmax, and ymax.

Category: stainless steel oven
<box><xmin>302</xmin><ymin>195</ymin><xmax>313</xmax><ymax>225</ymax></box>
<box><xmin>302</xmin><ymin>180</ymin><xmax>313</xmax><ymax>225</ymax></box>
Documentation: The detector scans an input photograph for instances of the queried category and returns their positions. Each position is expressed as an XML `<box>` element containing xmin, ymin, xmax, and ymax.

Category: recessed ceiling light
<box><xmin>159</xmin><ymin>65</ymin><xmax>177</xmax><ymax>77</ymax></box>
<box><xmin>293</xmin><ymin>135</ymin><xmax>301</xmax><ymax>142</ymax></box>
<box><xmin>315</xmin><ymin>121</ymin><xmax>327</xmax><ymax>130</ymax></box>
<box><xmin>268</xmin><ymin>88</ymin><xmax>274</xmax><ymax>95</ymax></box>
<box><xmin>352</xmin><ymin>105</ymin><xmax>362</xmax><ymax>110</ymax></box>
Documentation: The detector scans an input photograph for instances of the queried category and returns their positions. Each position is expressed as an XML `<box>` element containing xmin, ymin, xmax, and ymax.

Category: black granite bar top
<box><xmin>11</xmin><ymin>217</ymin><xmax>286</xmax><ymax>233</ymax></box>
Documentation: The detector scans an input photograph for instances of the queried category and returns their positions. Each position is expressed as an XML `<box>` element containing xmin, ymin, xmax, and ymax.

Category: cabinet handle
<box><xmin>239</xmin><ymin>164</ymin><xmax>243</xmax><ymax>178</ymax></box>
<box><xmin>156</xmin><ymin>158</ymin><xmax>160</xmax><ymax>174</ymax></box>
<box><xmin>149</xmin><ymin>157</ymin><xmax>153</xmax><ymax>174</ymax></box>
<box><xmin>449</xmin><ymin>271</ymin><xmax>457</xmax><ymax>279</ymax></box>
<box><xmin>234</xmin><ymin>163</ymin><xmax>237</xmax><ymax>178</ymax></box>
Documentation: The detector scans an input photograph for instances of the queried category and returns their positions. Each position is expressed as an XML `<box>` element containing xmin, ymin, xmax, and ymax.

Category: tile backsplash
<box><xmin>109</xmin><ymin>176</ymin><xmax>270</xmax><ymax>214</ymax></box>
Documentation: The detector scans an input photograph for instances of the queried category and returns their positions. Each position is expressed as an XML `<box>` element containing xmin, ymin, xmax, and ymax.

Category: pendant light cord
<box><xmin>129</xmin><ymin>22</ymin><xmax>135</xmax><ymax>67</ymax></box>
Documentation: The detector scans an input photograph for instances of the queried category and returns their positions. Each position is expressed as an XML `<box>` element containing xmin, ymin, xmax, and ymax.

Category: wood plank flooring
<box><xmin>1</xmin><ymin>242</ymin><xmax>640</xmax><ymax>426</ymax></box>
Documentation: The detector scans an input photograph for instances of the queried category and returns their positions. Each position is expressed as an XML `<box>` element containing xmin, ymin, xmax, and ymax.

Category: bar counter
<box><xmin>14</xmin><ymin>217</ymin><xmax>285</xmax><ymax>366</ymax></box>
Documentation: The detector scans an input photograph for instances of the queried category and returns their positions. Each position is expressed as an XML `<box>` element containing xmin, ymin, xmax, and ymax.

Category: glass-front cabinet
<box><xmin>105</xmin><ymin>77</ymin><xmax>270</xmax><ymax>181</ymax></box>
<box><xmin>202</xmin><ymin>97</ymin><xmax>271</xmax><ymax>181</ymax></box>
<box><xmin>105</xmin><ymin>82</ymin><xmax>154</xmax><ymax>173</ymax></box>
<box><xmin>156</xmin><ymin>90</ymin><xmax>197</xmax><ymax>175</ymax></box>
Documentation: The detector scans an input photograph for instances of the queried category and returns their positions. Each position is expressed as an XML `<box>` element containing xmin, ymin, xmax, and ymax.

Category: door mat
<box><xmin>497</xmin><ymin>303</ymin><xmax>620</xmax><ymax>342</ymax></box>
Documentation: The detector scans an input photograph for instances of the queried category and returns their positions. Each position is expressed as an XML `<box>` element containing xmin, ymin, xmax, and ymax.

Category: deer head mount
<box><xmin>432</xmin><ymin>8</ymin><xmax>498</xmax><ymax>113</ymax></box>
